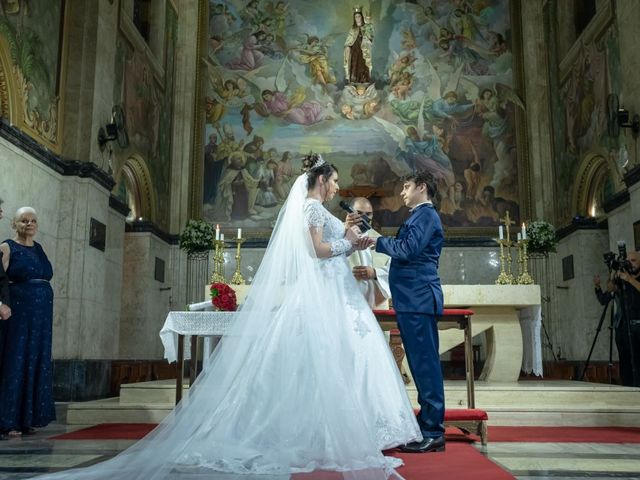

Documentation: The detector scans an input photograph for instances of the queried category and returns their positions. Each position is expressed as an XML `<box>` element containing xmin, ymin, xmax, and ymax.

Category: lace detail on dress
<box><xmin>304</xmin><ymin>200</ymin><xmax>325</xmax><ymax>228</ymax></box>
<box><xmin>305</xmin><ymin>199</ymin><xmax>353</xmax><ymax>258</ymax></box>
<box><xmin>352</xmin><ymin>310</ymin><xmax>371</xmax><ymax>338</ymax></box>
<box><xmin>375</xmin><ymin>409</ymin><xmax>420</xmax><ymax>450</ymax></box>
<box><xmin>330</xmin><ymin>238</ymin><xmax>352</xmax><ymax>256</ymax></box>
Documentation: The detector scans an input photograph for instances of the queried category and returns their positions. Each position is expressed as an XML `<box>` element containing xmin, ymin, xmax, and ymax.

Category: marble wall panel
<box><xmin>607</xmin><ymin>204</ymin><xmax>633</xmax><ymax>254</ymax></box>
<box><xmin>212</xmin><ymin>245</ymin><xmax>502</xmax><ymax>289</ymax></box>
<box><xmin>552</xmin><ymin>229</ymin><xmax>611</xmax><ymax>361</ymax></box>
<box><xmin>1</xmin><ymin>139</ymin><xmax>127</xmax><ymax>359</ymax></box>
<box><xmin>119</xmin><ymin>232</ymin><xmax>178</xmax><ymax>359</ymax></box>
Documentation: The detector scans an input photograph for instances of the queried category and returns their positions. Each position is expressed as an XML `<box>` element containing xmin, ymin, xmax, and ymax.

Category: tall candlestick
<box><xmin>237</xmin><ymin>228</ymin><xmax>242</xmax><ymax>239</ymax></box>
<box><xmin>499</xmin><ymin>225</ymin><xmax>504</xmax><ymax>240</ymax></box>
<box><xmin>215</xmin><ymin>224</ymin><xmax>220</xmax><ymax>241</ymax></box>
<box><xmin>521</xmin><ymin>223</ymin><xmax>526</xmax><ymax>240</ymax></box>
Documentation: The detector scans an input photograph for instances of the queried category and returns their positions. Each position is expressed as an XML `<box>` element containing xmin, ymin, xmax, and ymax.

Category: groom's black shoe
<box><xmin>400</xmin><ymin>435</ymin><xmax>445</xmax><ymax>453</ymax></box>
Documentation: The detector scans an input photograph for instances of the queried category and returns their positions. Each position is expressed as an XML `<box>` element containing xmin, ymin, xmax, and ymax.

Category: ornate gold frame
<box><xmin>0</xmin><ymin>0</ymin><xmax>68</xmax><ymax>154</ymax></box>
<box><xmin>188</xmin><ymin>0</ymin><xmax>208</xmax><ymax>220</ymax></box>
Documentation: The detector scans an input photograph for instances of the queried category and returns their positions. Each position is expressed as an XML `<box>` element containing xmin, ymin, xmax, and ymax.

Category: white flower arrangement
<box><xmin>179</xmin><ymin>219</ymin><xmax>214</xmax><ymax>255</ymax></box>
<box><xmin>526</xmin><ymin>220</ymin><xmax>557</xmax><ymax>256</ymax></box>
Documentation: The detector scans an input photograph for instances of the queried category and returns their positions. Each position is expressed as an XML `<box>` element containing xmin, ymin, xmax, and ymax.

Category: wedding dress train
<box><xmin>32</xmin><ymin>174</ymin><xmax>420</xmax><ymax>480</ymax></box>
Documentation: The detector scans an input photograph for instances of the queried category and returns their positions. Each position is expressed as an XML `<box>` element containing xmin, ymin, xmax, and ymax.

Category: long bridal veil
<box><xmin>33</xmin><ymin>174</ymin><xmax>404</xmax><ymax>480</ymax></box>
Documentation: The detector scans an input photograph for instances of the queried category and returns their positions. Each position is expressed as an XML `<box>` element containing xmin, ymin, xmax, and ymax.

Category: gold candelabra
<box><xmin>210</xmin><ymin>239</ymin><xmax>226</xmax><ymax>284</ymax></box>
<box><xmin>495</xmin><ymin>238</ymin><xmax>515</xmax><ymax>284</ymax></box>
<box><xmin>516</xmin><ymin>239</ymin><xmax>534</xmax><ymax>284</ymax></box>
<box><xmin>230</xmin><ymin>238</ymin><xmax>246</xmax><ymax>285</ymax></box>
<box><xmin>495</xmin><ymin>210</ymin><xmax>516</xmax><ymax>285</ymax></box>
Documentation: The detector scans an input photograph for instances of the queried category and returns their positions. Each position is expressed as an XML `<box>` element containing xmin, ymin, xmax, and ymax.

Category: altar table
<box><xmin>442</xmin><ymin>285</ymin><xmax>542</xmax><ymax>381</ymax></box>
<box><xmin>161</xmin><ymin>285</ymin><xmax>542</xmax><ymax>403</ymax></box>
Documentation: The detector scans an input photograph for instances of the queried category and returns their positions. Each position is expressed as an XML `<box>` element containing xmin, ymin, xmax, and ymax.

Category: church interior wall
<box><xmin>552</xmin><ymin>229</ymin><xmax>611</xmax><ymax>362</ymax></box>
<box><xmin>0</xmin><ymin>134</ymin><xmax>127</xmax><ymax>361</ymax></box>
<box><xmin>3</xmin><ymin>0</ymin><xmax>640</xmax><ymax>401</ymax></box>
<box><xmin>119</xmin><ymin>232</ymin><xmax>178</xmax><ymax>359</ymax></box>
<box><xmin>606</xmin><ymin>201</ymin><xmax>633</xmax><ymax>253</ymax></box>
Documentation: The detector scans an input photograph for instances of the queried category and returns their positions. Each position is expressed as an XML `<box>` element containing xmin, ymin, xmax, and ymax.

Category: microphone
<box><xmin>339</xmin><ymin>200</ymin><xmax>372</xmax><ymax>233</ymax></box>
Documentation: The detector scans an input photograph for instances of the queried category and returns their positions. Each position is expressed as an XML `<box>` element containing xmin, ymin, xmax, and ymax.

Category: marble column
<box><xmin>520</xmin><ymin>0</ymin><xmax>557</xmax><ymax>224</ymax></box>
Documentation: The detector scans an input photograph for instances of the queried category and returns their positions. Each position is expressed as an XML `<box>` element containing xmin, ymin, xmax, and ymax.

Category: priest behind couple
<box><xmin>344</xmin><ymin>197</ymin><xmax>390</xmax><ymax>309</ymax></box>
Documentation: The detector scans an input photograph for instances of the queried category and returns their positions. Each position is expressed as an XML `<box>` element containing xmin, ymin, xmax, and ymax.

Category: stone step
<box><xmin>119</xmin><ymin>380</ymin><xmax>190</xmax><ymax>405</ymax></box>
<box><xmin>66</xmin><ymin>398</ymin><xmax>640</xmax><ymax>427</ymax></box>
<box><xmin>66</xmin><ymin>380</ymin><xmax>640</xmax><ymax>427</ymax></box>
<box><xmin>118</xmin><ymin>379</ymin><xmax>640</xmax><ymax>409</ymax></box>
<box><xmin>67</xmin><ymin>398</ymin><xmax>174</xmax><ymax>425</ymax></box>
<box><xmin>431</xmin><ymin>381</ymin><xmax>640</xmax><ymax>409</ymax></box>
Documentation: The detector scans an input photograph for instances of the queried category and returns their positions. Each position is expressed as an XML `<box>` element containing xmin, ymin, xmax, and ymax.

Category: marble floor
<box><xmin>2</xmin><ymin>421</ymin><xmax>640</xmax><ymax>480</ymax></box>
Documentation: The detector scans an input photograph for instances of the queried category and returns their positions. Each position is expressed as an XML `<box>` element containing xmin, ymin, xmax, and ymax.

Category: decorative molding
<box><xmin>0</xmin><ymin>4</ymin><xmax>67</xmax><ymax>154</ymax></box>
<box><xmin>121</xmin><ymin>154</ymin><xmax>157</xmax><ymax>221</ymax></box>
<box><xmin>14</xmin><ymin>66</ymin><xmax>59</xmax><ymax>145</ymax></box>
<box><xmin>0</xmin><ymin>118</ymin><xmax>115</xmax><ymax>191</ymax></box>
<box><xmin>555</xmin><ymin>217</ymin><xmax>608</xmax><ymax>241</ymax></box>
<box><xmin>559</xmin><ymin>0</ymin><xmax>614</xmax><ymax>83</ymax></box>
<box><xmin>623</xmin><ymin>164</ymin><xmax>640</xmax><ymax>189</ymax></box>
<box><xmin>109</xmin><ymin>194</ymin><xmax>131</xmax><ymax>217</ymax></box>
<box><xmin>511</xmin><ymin>0</ymin><xmax>533</xmax><ymax>223</ymax></box>
<box><xmin>0</xmin><ymin>61</ymin><xmax>9</xmax><ymax>118</ymax></box>
<box><xmin>603</xmin><ymin>188</ymin><xmax>630</xmax><ymax>213</ymax></box>
<box><xmin>570</xmin><ymin>151</ymin><xmax>612</xmax><ymax>217</ymax></box>
<box><xmin>189</xmin><ymin>0</ymin><xmax>207</xmax><ymax>219</ymax></box>
<box><xmin>125</xmin><ymin>219</ymin><xmax>179</xmax><ymax>245</ymax></box>
<box><xmin>119</xmin><ymin>5</ymin><xmax>165</xmax><ymax>86</ymax></box>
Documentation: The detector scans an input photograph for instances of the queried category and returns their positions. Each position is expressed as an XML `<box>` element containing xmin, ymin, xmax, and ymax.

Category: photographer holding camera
<box><xmin>613</xmin><ymin>250</ymin><xmax>640</xmax><ymax>386</ymax></box>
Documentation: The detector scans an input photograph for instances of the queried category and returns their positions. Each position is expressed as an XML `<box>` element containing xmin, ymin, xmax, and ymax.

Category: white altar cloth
<box><xmin>159</xmin><ymin>311</ymin><xmax>236</xmax><ymax>363</ymax></box>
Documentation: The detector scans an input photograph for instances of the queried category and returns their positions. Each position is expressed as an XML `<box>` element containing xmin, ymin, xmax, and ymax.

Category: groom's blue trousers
<box><xmin>395</xmin><ymin>312</ymin><xmax>445</xmax><ymax>439</ymax></box>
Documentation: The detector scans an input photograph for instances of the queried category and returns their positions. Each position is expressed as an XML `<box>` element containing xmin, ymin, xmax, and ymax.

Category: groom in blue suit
<box><xmin>373</xmin><ymin>171</ymin><xmax>445</xmax><ymax>453</ymax></box>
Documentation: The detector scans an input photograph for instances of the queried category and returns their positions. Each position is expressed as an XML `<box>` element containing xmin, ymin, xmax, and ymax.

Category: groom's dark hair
<box><xmin>404</xmin><ymin>171</ymin><xmax>437</xmax><ymax>200</ymax></box>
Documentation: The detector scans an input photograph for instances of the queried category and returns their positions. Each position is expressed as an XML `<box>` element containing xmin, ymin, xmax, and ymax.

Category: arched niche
<box><xmin>115</xmin><ymin>154</ymin><xmax>157</xmax><ymax>222</ymax></box>
<box><xmin>571</xmin><ymin>151</ymin><xmax>621</xmax><ymax>218</ymax></box>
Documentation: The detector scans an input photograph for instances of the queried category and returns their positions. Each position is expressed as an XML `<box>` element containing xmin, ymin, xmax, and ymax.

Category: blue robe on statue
<box><xmin>0</xmin><ymin>239</ymin><xmax>55</xmax><ymax>432</ymax></box>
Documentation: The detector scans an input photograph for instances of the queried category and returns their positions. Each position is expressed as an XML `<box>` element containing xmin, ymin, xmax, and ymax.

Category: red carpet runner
<box><xmin>51</xmin><ymin>423</ymin><xmax>514</xmax><ymax>479</ymax></box>
<box><xmin>52</xmin><ymin>423</ymin><xmax>640</xmax><ymax>444</ymax></box>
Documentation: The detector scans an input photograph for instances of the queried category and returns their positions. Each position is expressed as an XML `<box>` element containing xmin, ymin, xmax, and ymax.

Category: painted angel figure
<box><xmin>204</xmin><ymin>59</ymin><xmax>257</xmax><ymax>128</ymax></box>
<box><xmin>462</xmin><ymin>79</ymin><xmax>525</xmax><ymax>189</ymax></box>
<box><xmin>293</xmin><ymin>34</ymin><xmax>337</xmax><ymax>90</ymax></box>
<box><xmin>340</xmin><ymin>83</ymin><xmax>378</xmax><ymax>120</ymax></box>
<box><xmin>344</xmin><ymin>6</ymin><xmax>374</xmax><ymax>84</ymax></box>
<box><xmin>260</xmin><ymin>88</ymin><xmax>325</xmax><ymax>125</ymax></box>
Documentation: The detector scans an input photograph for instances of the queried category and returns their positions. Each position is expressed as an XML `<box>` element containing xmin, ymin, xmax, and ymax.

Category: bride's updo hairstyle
<box><xmin>301</xmin><ymin>152</ymin><xmax>338</xmax><ymax>190</ymax></box>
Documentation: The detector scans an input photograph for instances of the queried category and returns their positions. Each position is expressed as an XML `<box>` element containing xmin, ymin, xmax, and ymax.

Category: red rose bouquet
<box><xmin>210</xmin><ymin>282</ymin><xmax>237</xmax><ymax>311</ymax></box>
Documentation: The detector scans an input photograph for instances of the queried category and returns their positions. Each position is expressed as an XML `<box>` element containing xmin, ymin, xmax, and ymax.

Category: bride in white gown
<box><xmin>32</xmin><ymin>154</ymin><xmax>421</xmax><ymax>480</ymax></box>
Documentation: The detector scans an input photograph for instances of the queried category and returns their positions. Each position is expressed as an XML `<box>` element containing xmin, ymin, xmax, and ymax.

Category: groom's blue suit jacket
<box><xmin>376</xmin><ymin>203</ymin><xmax>444</xmax><ymax>315</ymax></box>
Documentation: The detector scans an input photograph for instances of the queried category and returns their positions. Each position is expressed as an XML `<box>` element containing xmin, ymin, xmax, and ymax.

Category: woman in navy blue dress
<box><xmin>0</xmin><ymin>207</ymin><xmax>55</xmax><ymax>437</ymax></box>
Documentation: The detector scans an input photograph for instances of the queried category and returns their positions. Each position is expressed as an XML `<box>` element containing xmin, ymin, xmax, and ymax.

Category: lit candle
<box><xmin>221</xmin><ymin>233</ymin><xmax>225</xmax><ymax>242</ymax></box>
<box><xmin>499</xmin><ymin>225</ymin><xmax>504</xmax><ymax>240</ymax></box>
<box><xmin>237</xmin><ymin>228</ymin><xmax>242</xmax><ymax>239</ymax></box>
<box><xmin>517</xmin><ymin>232</ymin><xmax>522</xmax><ymax>241</ymax></box>
<box><xmin>521</xmin><ymin>223</ymin><xmax>526</xmax><ymax>240</ymax></box>
<box><xmin>215</xmin><ymin>224</ymin><xmax>220</xmax><ymax>241</ymax></box>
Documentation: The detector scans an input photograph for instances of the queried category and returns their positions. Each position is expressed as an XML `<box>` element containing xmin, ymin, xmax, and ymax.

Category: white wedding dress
<box><xmin>32</xmin><ymin>174</ymin><xmax>420</xmax><ymax>480</ymax></box>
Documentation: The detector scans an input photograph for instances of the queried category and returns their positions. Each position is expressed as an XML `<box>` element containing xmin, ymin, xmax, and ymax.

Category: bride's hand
<box><xmin>352</xmin><ymin>236</ymin><xmax>372</xmax><ymax>250</ymax></box>
<box><xmin>345</xmin><ymin>225</ymin><xmax>361</xmax><ymax>244</ymax></box>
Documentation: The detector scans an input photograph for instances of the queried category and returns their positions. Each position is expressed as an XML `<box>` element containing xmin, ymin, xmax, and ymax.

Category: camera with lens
<box><xmin>603</xmin><ymin>241</ymin><xmax>634</xmax><ymax>273</ymax></box>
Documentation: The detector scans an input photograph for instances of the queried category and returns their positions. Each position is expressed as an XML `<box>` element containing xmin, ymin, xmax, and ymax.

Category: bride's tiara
<box><xmin>301</xmin><ymin>152</ymin><xmax>326</xmax><ymax>172</ymax></box>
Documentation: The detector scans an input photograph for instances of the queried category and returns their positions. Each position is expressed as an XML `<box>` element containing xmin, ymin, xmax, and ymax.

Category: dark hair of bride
<box><xmin>301</xmin><ymin>153</ymin><xmax>338</xmax><ymax>189</ymax></box>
